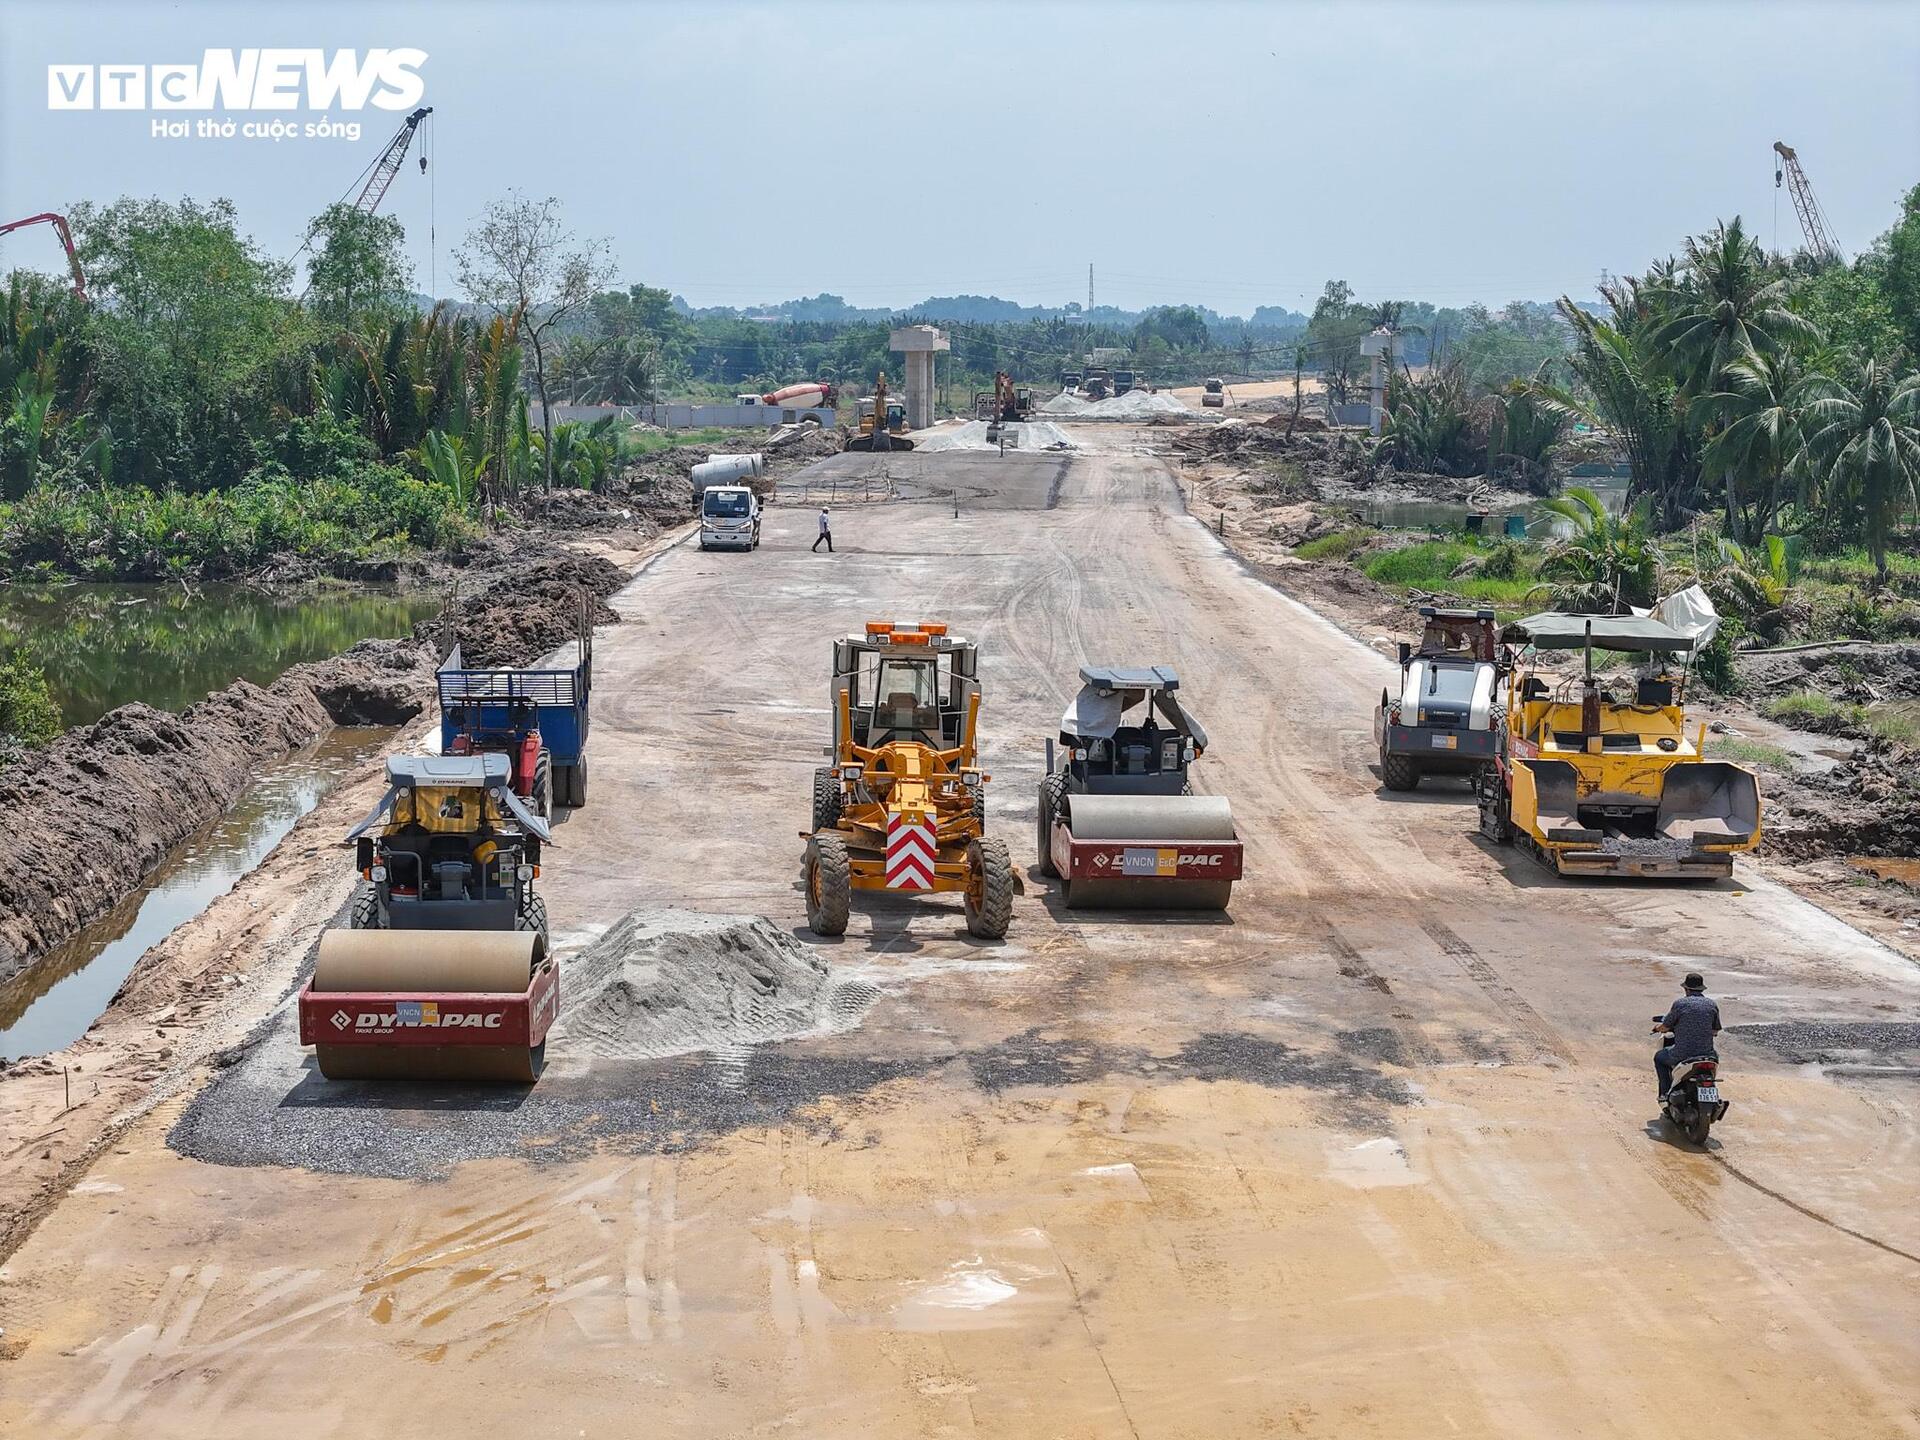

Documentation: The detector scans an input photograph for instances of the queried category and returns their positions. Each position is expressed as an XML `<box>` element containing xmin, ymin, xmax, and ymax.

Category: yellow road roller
<box><xmin>1477</xmin><ymin>611</ymin><xmax>1761</xmax><ymax>879</ymax></box>
<box><xmin>297</xmin><ymin>754</ymin><xmax>559</xmax><ymax>1081</ymax></box>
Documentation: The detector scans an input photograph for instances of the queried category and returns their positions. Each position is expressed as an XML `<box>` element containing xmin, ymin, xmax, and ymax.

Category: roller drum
<box><xmin>312</xmin><ymin>930</ymin><xmax>543</xmax><ymax>994</ymax></box>
<box><xmin>1062</xmin><ymin>793</ymin><xmax>1237</xmax><ymax>911</ymax></box>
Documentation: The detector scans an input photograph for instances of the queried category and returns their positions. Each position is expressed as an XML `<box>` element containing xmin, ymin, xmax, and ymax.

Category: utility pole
<box><xmin>1088</xmin><ymin>262</ymin><xmax>1094</xmax><ymax>314</ymax></box>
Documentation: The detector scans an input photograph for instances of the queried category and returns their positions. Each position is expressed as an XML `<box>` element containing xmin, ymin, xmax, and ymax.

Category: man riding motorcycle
<box><xmin>1653</xmin><ymin>971</ymin><xmax>1722</xmax><ymax>1100</ymax></box>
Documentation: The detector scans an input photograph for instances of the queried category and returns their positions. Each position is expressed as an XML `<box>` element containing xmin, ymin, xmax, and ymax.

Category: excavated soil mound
<box><xmin>1762</xmin><ymin>741</ymin><xmax>1920</xmax><ymax>861</ymax></box>
<box><xmin>553</xmin><ymin>909</ymin><xmax>876</xmax><ymax>1060</ymax></box>
<box><xmin>0</xmin><ymin>684</ymin><xmax>330</xmax><ymax>978</ymax></box>
<box><xmin>0</xmin><ymin>542</ymin><xmax>634</xmax><ymax>983</ymax></box>
<box><xmin>1736</xmin><ymin>643</ymin><xmax>1920</xmax><ymax>707</ymax></box>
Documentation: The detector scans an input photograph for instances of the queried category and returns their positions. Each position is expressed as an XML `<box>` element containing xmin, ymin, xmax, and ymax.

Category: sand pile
<box><xmin>915</xmin><ymin>421</ymin><xmax>1076</xmax><ymax>453</ymax></box>
<box><xmin>1038</xmin><ymin>389</ymin><xmax>1192</xmax><ymax>419</ymax></box>
<box><xmin>553</xmin><ymin>909</ymin><xmax>875</xmax><ymax>1060</ymax></box>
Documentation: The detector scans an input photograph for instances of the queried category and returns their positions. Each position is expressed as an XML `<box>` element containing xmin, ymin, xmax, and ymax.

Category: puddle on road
<box><xmin>1326</xmin><ymin>1136</ymin><xmax>1425</xmax><ymax>1189</ymax></box>
<box><xmin>0</xmin><ymin>727</ymin><xmax>393</xmax><ymax>1061</ymax></box>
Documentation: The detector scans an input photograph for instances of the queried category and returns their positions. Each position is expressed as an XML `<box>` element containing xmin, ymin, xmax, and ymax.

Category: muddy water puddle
<box><xmin>0</xmin><ymin>727</ymin><xmax>393</xmax><ymax>1060</ymax></box>
<box><xmin>1355</xmin><ymin>473</ymin><xmax>1629</xmax><ymax>536</ymax></box>
<box><xmin>0</xmin><ymin>581</ymin><xmax>441</xmax><ymax>727</ymax></box>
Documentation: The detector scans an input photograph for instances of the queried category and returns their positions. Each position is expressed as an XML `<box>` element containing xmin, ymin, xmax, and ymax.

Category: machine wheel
<box><xmin>811</xmin><ymin>768</ymin><xmax>843</xmax><ymax>831</ymax></box>
<box><xmin>569</xmin><ymin>755</ymin><xmax>589</xmax><ymax>808</ymax></box>
<box><xmin>533</xmin><ymin>750</ymin><xmax>553</xmax><ymax>817</ymax></box>
<box><xmin>964</xmin><ymin>836</ymin><xmax>1015</xmax><ymax>939</ymax></box>
<box><xmin>1685</xmin><ymin>1108</ymin><xmax>1713</xmax><ymax>1147</ymax></box>
<box><xmin>517</xmin><ymin>893</ymin><xmax>550</xmax><ymax>946</ymax></box>
<box><xmin>1381</xmin><ymin>750</ymin><xmax>1420</xmax><ymax>792</ymax></box>
<box><xmin>972</xmin><ymin>788</ymin><xmax>987</xmax><ymax>830</ymax></box>
<box><xmin>349</xmin><ymin>880</ymin><xmax>384</xmax><ymax>929</ymax></box>
<box><xmin>805</xmin><ymin>834</ymin><xmax>852</xmax><ymax>936</ymax></box>
<box><xmin>1035</xmin><ymin>774</ymin><xmax>1066</xmax><ymax>877</ymax></box>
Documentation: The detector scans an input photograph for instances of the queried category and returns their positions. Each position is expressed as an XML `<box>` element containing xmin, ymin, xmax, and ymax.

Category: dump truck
<box><xmin>438</xmin><ymin>598</ymin><xmax>593</xmax><ymax>812</ymax></box>
<box><xmin>1374</xmin><ymin>607</ymin><xmax>1504</xmax><ymax>791</ymax></box>
<box><xmin>803</xmin><ymin>621</ymin><xmax>1013</xmax><ymax>938</ymax></box>
<box><xmin>1036</xmin><ymin>666</ymin><xmax>1242</xmax><ymax>909</ymax></box>
<box><xmin>1477</xmin><ymin>611</ymin><xmax>1761</xmax><ymax>879</ymax></box>
<box><xmin>296</xmin><ymin>753</ymin><xmax>558</xmax><ymax>1081</ymax></box>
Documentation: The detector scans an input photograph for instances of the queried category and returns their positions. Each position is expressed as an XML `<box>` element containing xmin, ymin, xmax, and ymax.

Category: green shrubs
<box><xmin>1294</xmin><ymin>528</ymin><xmax>1372</xmax><ymax>561</ymax></box>
<box><xmin>0</xmin><ymin>653</ymin><xmax>60</xmax><ymax>747</ymax></box>
<box><xmin>1360</xmin><ymin>540</ymin><xmax>1538</xmax><ymax>606</ymax></box>
<box><xmin>0</xmin><ymin>468</ymin><xmax>475</xmax><ymax>581</ymax></box>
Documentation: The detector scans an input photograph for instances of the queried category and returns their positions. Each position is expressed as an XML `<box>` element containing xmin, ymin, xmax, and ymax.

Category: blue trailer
<box><xmin>437</xmin><ymin>601</ymin><xmax>594</xmax><ymax>813</ymax></box>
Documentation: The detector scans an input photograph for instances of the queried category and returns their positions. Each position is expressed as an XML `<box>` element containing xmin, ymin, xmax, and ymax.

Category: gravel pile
<box><xmin>553</xmin><ymin>909</ymin><xmax>876</xmax><ymax>1060</ymax></box>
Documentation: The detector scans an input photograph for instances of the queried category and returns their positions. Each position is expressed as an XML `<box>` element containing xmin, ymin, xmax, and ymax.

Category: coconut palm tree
<box><xmin>1646</xmin><ymin>218</ymin><xmax>1822</xmax><ymax>399</ymax></box>
<box><xmin>1694</xmin><ymin>348</ymin><xmax>1807</xmax><ymax>542</ymax></box>
<box><xmin>1532</xmin><ymin>485</ymin><xmax>1658</xmax><ymax>612</ymax></box>
<box><xmin>1796</xmin><ymin>357</ymin><xmax>1920</xmax><ymax>582</ymax></box>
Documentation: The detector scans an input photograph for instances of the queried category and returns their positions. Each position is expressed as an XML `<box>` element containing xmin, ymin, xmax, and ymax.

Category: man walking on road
<box><xmin>812</xmin><ymin>506</ymin><xmax>833</xmax><ymax>553</ymax></box>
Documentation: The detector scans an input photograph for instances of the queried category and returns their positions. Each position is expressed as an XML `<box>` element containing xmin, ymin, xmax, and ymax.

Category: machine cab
<box><xmin>831</xmin><ymin>622</ymin><xmax>980</xmax><ymax>752</ymax></box>
<box><xmin>1058</xmin><ymin>665</ymin><xmax>1205</xmax><ymax>797</ymax></box>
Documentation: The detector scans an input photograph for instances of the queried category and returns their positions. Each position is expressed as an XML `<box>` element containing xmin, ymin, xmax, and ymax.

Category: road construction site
<box><xmin>1</xmin><ymin>425</ymin><xmax>1917</xmax><ymax>1439</ymax></box>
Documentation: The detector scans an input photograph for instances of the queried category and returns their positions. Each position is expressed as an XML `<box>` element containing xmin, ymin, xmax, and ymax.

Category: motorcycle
<box><xmin>1654</xmin><ymin>1017</ymin><xmax>1730</xmax><ymax>1146</ymax></box>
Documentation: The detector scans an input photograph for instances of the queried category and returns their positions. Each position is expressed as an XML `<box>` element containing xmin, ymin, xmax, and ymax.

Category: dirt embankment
<box><xmin>0</xmin><ymin>542</ymin><xmax>630</xmax><ymax>986</ymax></box>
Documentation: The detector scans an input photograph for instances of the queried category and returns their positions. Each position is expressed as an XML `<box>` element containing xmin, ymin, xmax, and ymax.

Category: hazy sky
<box><xmin>3</xmin><ymin>0</ymin><xmax>1916</xmax><ymax>315</ymax></box>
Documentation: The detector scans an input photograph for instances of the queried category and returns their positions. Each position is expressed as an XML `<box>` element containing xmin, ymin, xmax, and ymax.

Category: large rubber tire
<box><xmin>349</xmin><ymin>880</ymin><xmax>384</xmax><ymax>930</ymax></box>
<box><xmin>1686</xmin><ymin>1108</ymin><xmax>1713</xmax><ymax>1147</ymax></box>
<box><xmin>532</xmin><ymin>750</ymin><xmax>552</xmax><ymax>818</ymax></box>
<box><xmin>972</xmin><ymin>787</ymin><xmax>987</xmax><ymax>831</ymax></box>
<box><xmin>805</xmin><ymin>834</ymin><xmax>852</xmax><ymax>936</ymax></box>
<box><xmin>570</xmin><ymin>755</ymin><xmax>589</xmax><ymax>808</ymax></box>
<box><xmin>517</xmin><ymin>893</ymin><xmax>550</xmax><ymax>946</ymax></box>
<box><xmin>1035</xmin><ymin>774</ymin><xmax>1066</xmax><ymax>878</ymax></box>
<box><xmin>1381</xmin><ymin>749</ymin><xmax>1420</xmax><ymax>792</ymax></box>
<box><xmin>811</xmin><ymin>768</ymin><xmax>843</xmax><ymax>832</ymax></box>
<box><xmin>965</xmin><ymin>835</ymin><xmax>1014</xmax><ymax>939</ymax></box>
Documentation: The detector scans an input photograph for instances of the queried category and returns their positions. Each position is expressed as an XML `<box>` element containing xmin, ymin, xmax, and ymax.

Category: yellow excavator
<box><xmin>1477</xmin><ymin>611</ymin><xmax>1761</xmax><ymax>879</ymax></box>
<box><xmin>847</xmin><ymin>372</ymin><xmax>914</xmax><ymax>451</ymax></box>
<box><xmin>803</xmin><ymin>621</ymin><xmax>1012</xmax><ymax>937</ymax></box>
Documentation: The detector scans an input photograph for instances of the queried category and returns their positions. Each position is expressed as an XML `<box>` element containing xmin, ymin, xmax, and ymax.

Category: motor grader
<box><xmin>803</xmin><ymin>621</ymin><xmax>1013</xmax><ymax>939</ymax></box>
<box><xmin>1476</xmin><ymin>612</ymin><xmax>1761</xmax><ymax>879</ymax></box>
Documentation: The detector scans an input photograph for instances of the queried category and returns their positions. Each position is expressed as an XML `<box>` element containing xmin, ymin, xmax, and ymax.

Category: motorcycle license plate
<box><xmin>1695</xmin><ymin>1086</ymin><xmax>1719</xmax><ymax>1103</ymax></box>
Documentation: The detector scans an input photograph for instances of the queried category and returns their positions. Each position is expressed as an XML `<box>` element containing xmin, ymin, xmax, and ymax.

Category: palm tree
<box><xmin>1532</xmin><ymin>486</ymin><xmax>1658</xmax><ymax>612</ymax></box>
<box><xmin>1694</xmin><ymin>348</ymin><xmax>1807</xmax><ymax>542</ymax></box>
<box><xmin>1796</xmin><ymin>357</ymin><xmax>1920</xmax><ymax>581</ymax></box>
<box><xmin>1646</xmin><ymin>218</ymin><xmax>1822</xmax><ymax>398</ymax></box>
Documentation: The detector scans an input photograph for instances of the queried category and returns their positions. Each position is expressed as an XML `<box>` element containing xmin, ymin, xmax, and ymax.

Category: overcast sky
<box><xmin>3</xmin><ymin>0</ymin><xmax>1916</xmax><ymax>316</ymax></box>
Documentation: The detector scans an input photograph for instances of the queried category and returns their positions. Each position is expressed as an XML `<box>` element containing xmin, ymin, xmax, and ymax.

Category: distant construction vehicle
<box><xmin>1374</xmin><ymin>607</ymin><xmax>1503</xmax><ymax>791</ymax></box>
<box><xmin>804</xmin><ymin>621</ymin><xmax>1013</xmax><ymax>938</ymax></box>
<box><xmin>1036</xmin><ymin>666</ymin><xmax>1242</xmax><ymax>909</ymax></box>
<box><xmin>297</xmin><ymin>753</ymin><xmax>558</xmax><ymax>1081</ymax></box>
<box><xmin>1201</xmin><ymin>377</ymin><xmax>1226</xmax><ymax>408</ymax></box>
<box><xmin>1772</xmin><ymin>140</ymin><xmax>1843</xmax><ymax>263</ymax></box>
<box><xmin>847</xmin><ymin>372</ymin><xmax>913</xmax><ymax>451</ymax></box>
<box><xmin>1477</xmin><ymin>610</ymin><xmax>1761</xmax><ymax>879</ymax></box>
<box><xmin>437</xmin><ymin>599</ymin><xmax>593</xmax><ymax>812</ymax></box>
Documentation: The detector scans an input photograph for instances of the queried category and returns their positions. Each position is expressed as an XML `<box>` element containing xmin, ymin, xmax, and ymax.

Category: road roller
<box><xmin>803</xmin><ymin>621</ymin><xmax>1013</xmax><ymax>939</ymax></box>
<box><xmin>296</xmin><ymin>753</ymin><xmax>559</xmax><ymax>1081</ymax></box>
<box><xmin>1036</xmin><ymin>666</ymin><xmax>1242</xmax><ymax>909</ymax></box>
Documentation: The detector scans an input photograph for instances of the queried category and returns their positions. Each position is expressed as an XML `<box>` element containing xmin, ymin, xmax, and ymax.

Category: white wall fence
<box><xmin>537</xmin><ymin>403</ymin><xmax>838</xmax><ymax>430</ymax></box>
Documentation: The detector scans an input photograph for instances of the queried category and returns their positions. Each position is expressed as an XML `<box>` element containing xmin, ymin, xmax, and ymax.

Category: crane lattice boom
<box><xmin>354</xmin><ymin>107</ymin><xmax>433</xmax><ymax>215</ymax></box>
<box><xmin>1773</xmin><ymin>140</ymin><xmax>1843</xmax><ymax>263</ymax></box>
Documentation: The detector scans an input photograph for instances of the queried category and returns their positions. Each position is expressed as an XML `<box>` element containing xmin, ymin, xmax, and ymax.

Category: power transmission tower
<box><xmin>1772</xmin><ymin>141</ymin><xmax>1843</xmax><ymax>263</ymax></box>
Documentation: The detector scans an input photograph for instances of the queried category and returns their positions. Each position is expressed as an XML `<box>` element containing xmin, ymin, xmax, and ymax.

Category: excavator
<box><xmin>0</xmin><ymin>212</ymin><xmax>87</xmax><ymax>300</ymax></box>
<box><xmin>847</xmin><ymin>372</ymin><xmax>914</xmax><ymax>452</ymax></box>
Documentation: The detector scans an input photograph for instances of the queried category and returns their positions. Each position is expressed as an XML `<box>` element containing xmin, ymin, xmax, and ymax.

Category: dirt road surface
<box><xmin>3</xmin><ymin>434</ymin><xmax>1917</xmax><ymax>1439</ymax></box>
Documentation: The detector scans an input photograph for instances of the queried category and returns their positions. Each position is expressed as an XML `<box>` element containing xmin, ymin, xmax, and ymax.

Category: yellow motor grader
<box><xmin>803</xmin><ymin>621</ymin><xmax>1013</xmax><ymax>938</ymax></box>
<box><xmin>1476</xmin><ymin>611</ymin><xmax>1761</xmax><ymax>879</ymax></box>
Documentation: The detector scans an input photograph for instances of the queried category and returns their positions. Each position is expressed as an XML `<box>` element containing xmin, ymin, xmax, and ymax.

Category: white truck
<box><xmin>699</xmin><ymin>484</ymin><xmax>761</xmax><ymax>551</ymax></box>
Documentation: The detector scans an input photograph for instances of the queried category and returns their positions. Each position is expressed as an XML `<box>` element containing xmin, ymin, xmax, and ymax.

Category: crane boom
<box><xmin>354</xmin><ymin>106</ymin><xmax>432</xmax><ymax>215</ymax></box>
<box><xmin>0</xmin><ymin>211</ymin><xmax>87</xmax><ymax>301</ymax></box>
<box><xmin>1772</xmin><ymin>140</ymin><xmax>1843</xmax><ymax>263</ymax></box>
